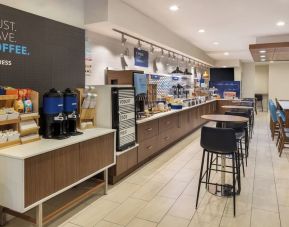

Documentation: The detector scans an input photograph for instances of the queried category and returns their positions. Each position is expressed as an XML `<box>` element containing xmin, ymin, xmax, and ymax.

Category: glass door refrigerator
<box><xmin>93</xmin><ymin>85</ymin><xmax>136</xmax><ymax>151</ymax></box>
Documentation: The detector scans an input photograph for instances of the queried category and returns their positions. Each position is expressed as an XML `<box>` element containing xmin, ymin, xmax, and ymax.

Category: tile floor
<box><xmin>7</xmin><ymin>112</ymin><xmax>289</xmax><ymax>227</ymax></box>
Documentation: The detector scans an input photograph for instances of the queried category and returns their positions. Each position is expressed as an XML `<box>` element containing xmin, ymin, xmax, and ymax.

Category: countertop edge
<box><xmin>0</xmin><ymin>128</ymin><xmax>116</xmax><ymax>160</ymax></box>
<box><xmin>136</xmin><ymin>99</ymin><xmax>217</xmax><ymax>124</ymax></box>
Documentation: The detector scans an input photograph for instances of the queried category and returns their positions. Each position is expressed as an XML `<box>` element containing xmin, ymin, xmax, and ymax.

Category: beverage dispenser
<box><xmin>43</xmin><ymin>88</ymin><xmax>68</xmax><ymax>139</ymax></box>
<box><xmin>63</xmin><ymin>88</ymin><xmax>82</xmax><ymax>136</ymax></box>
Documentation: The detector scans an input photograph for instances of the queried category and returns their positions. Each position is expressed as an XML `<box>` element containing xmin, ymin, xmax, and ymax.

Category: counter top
<box><xmin>0</xmin><ymin>128</ymin><xmax>116</xmax><ymax>160</ymax></box>
<box><xmin>136</xmin><ymin>99</ymin><xmax>216</xmax><ymax>124</ymax></box>
<box><xmin>278</xmin><ymin>100</ymin><xmax>289</xmax><ymax>110</ymax></box>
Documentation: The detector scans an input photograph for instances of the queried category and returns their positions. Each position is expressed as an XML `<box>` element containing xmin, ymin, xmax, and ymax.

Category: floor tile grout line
<box><xmin>124</xmin><ymin>217</ymin><xmax>157</xmax><ymax>227</ymax></box>
<box><xmin>249</xmin><ymin>114</ymin><xmax>259</xmax><ymax>227</ymax></box>
<box><xmin>67</xmin><ymin>221</ymin><xmax>83</xmax><ymax>227</ymax></box>
<box><xmin>266</xmin><ymin>116</ymin><xmax>282</xmax><ymax>227</ymax></box>
<box><xmin>219</xmin><ymin>199</ymin><xmax>229</xmax><ymax>227</ymax></box>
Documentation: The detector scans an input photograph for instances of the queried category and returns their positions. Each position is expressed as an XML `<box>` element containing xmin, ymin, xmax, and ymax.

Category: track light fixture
<box><xmin>114</xmin><ymin>29</ymin><xmax>212</xmax><ymax>71</ymax></box>
<box><xmin>123</xmin><ymin>47</ymin><xmax>129</xmax><ymax>57</ymax></box>
<box><xmin>153</xmin><ymin>57</ymin><xmax>158</xmax><ymax>73</ymax></box>
<box><xmin>137</xmin><ymin>40</ymin><xmax>142</xmax><ymax>50</ymax></box>
<box><xmin>120</xmin><ymin>53</ymin><xmax>128</xmax><ymax>70</ymax></box>
<box><xmin>150</xmin><ymin>44</ymin><xmax>154</xmax><ymax>53</ymax></box>
<box><xmin>161</xmin><ymin>49</ymin><xmax>164</xmax><ymax>57</ymax></box>
<box><xmin>121</xmin><ymin>34</ymin><xmax>127</xmax><ymax>46</ymax></box>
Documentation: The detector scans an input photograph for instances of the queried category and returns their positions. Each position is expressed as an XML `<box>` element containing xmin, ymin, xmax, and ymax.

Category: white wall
<box><xmin>86</xmin><ymin>31</ymin><xmax>193</xmax><ymax>85</ymax></box>
<box><xmin>0</xmin><ymin>0</ymin><xmax>84</xmax><ymax>28</ymax></box>
<box><xmin>269</xmin><ymin>62</ymin><xmax>289</xmax><ymax>100</ymax></box>
<box><xmin>241</xmin><ymin>63</ymin><xmax>255</xmax><ymax>98</ymax></box>
<box><xmin>234</xmin><ymin>67</ymin><xmax>242</xmax><ymax>81</ymax></box>
<box><xmin>255</xmin><ymin>65</ymin><xmax>269</xmax><ymax>94</ymax></box>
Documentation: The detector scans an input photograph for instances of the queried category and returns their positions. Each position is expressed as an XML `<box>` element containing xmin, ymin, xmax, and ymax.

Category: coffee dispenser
<box><xmin>63</xmin><ymin>88</ymin><xmax>82</xmax><ymax>136</ymax></box>
<box><xmin>43</xmin><ymin>88</ymin><xmax>68</xmax><ymax>139</ymax></box>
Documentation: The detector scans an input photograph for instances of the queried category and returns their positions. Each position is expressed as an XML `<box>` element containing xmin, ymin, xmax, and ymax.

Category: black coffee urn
<box><xmin>63</xmin><ymin>88</ymin><xmax>82</xmax><ymax>136</ymax></box>
<box><xmin>43</xmin><ymin>88</ymin><xmax>68</xmax><ymax>139</ymax></box>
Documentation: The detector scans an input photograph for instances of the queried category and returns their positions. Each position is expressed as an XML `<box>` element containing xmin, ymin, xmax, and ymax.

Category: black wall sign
<box><xmin>0</xmin><ymin>4</ymin><xmax>85</xmax><ymax>103</ymax></box>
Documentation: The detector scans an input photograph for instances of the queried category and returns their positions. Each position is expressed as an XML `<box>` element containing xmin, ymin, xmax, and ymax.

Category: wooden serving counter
<box><xmin>109</xmin><ymin>100</ymin><xmax>223</xmax><ymax>184</ymax></box>
<box><xmin>0</xmin><ymin>128</ymin><xmax>116</xmax><ymax>227</ymax></box>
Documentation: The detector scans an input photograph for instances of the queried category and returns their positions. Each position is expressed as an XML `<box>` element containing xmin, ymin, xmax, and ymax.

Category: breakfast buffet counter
<box><xmin>136</xmin><ymin>99</ymin><xmax>217</xmax><ymax>124</ymax></box>
<box><xmin>109</xmin><ymin>99</ymin><xmax>241</xmax><ymax>184</ymax></box>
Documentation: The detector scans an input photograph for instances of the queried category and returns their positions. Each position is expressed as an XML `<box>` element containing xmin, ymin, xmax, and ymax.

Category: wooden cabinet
<box><xmin>106</xmin><ymin>70</ymin><xmax>144</xmax><ymax>85</ymax></box>
<box><xmin>191</xmin><ymin>106</ymin><xmax>201</xmax><ymax>128</ymax></box>
<box><xmin>25</xmin><ymin>152</ymin><xmax>54</xmax><ymax>207</ymax></box>
<box><xmin>114</xmin><ymin>147</ymin><xmax>138</xmax><ymax>176</ymax></box>
<box><xmin>137</xmin><ymin>119</ymin><xmax>158</xmax><ymax>142</ymax></box>
<box><xmin>24</xmin><ymin>132</ymin><xmax>114</xmax><ymax>207</ymax></box>
<box><xmin>158</xmin><ymin>130</ymin><xmax>174</xmax><ymax>150</ymax></box>
<box><xmin>54</xmin><ymin>144</ymin><xmax>80</xmax><ymax>192</ymax></box>
<box><xmin>138</xmin><ymin>136</ymin><xmax>158</xmax><ymax>163</ymax></box>
<box><xmin>179</xmin><ymin>110</ymin><xmax>190</xmax><ymax>136</ymax></box>
<box><xmin>79</xmin><ymin>133</ymin><xmax>114</xmax><ymax>178</ymax></box>
<box><xmin>159</xmin><ymin>113</ymin><xmax>178</xmax><ymax>134</ymax></box>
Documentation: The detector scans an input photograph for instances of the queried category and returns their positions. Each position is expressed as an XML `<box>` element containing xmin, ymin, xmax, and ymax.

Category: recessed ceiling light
<box><xmin>169</xmin><ymin>5</ymin><xmax>179</xmax><ymax>11</ymax></box>
<box><xmin>260</xmin><ymin>55</ymin><xmax>266</xmax><ymax>58</ymax></box>
<box><xmin>276</xmin><ymin>21</ymin><xmax>285</xmax><ymax>27</ymax></box>
<box><xmin>224</xmin><ymin>52</ymin><xmax>229</xmax><ymax>56</ymax></box>
<box><xmin>259</xmin><ymin>50</ymin><xmax>266</xmax><ymax>53</ymax></box>
<box><xmin>261</xmin><ymin>59</ymin><xmax>266</xmax><ymax>61</ymax></box>
<box><xmin>223</xmin><ymin>66</ymin><xmax>227</xmax><ymax>68</ymax></box>
<box><xmin>213</xmin><ymin>42</ymin><xmax>219</xmax><ymax>45</ymax></box>
<box><xmin>198</xmin><ymin>29</ymin><xmax>205</xmax><ymax>33</ymax></box>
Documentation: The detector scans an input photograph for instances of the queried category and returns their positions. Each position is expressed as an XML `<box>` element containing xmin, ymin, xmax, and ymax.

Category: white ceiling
<box><xmin>121</xmin><ymin>0</ymin><xmax>289</xmax><ymax>62</ymax></box>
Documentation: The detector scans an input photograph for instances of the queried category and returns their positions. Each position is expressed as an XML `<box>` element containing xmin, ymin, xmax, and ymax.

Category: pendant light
<box><xmin>184</xmin><ymin>59</ymin><xmax>192</xmax><ymax>75</ymax></box>
<box><xmin>171</xmin><ymin>56</ymin><xmax>184</xmax><ymax>74</ymax></box>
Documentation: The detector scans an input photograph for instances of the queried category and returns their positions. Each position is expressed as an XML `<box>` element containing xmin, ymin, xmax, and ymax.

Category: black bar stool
<box><xmin>225</xmin><ymin>111</ymin><xmax>250</xmax><ymax>166</ymax></box>
<box><xmin>196</xmin><ymin>126</ymin><xmax>239</xmax><ymax>216</ymax></box>
<box><xmin>255</xmin><ymin>94</ymin><xmax>263</xmax><ymax>112</ymax></box>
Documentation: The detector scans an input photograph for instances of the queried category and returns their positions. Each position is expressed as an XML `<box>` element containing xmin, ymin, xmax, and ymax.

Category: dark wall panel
<box><xmin>0</xmin><ymin>4</ymin><xmax>85</xmax><ymax>102</ymax></box>
<box><xmin>210</xmin><ymin>68</ymin><xmax>235</xmax><ymax>81</ymax></box>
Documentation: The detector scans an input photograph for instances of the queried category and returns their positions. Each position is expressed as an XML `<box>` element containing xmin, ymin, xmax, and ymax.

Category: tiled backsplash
<box><xmin>147</xmin><ymin>74</ymin><xmax>192</xmax><ymax>97</ymax></box>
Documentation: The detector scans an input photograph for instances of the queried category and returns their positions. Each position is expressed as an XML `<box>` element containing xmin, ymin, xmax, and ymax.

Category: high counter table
<box><xmin>201</xmin><ymin>114</ymin><xmax>248</xmax><ymax>196</ymax></box>
<box><xmin>222</xmin><ymin>105</ymin><xmax>254</xmax><ymax>110</ymax></box>
<box><xmin>278</xmin><ymin>100</ymin><xmax>289</xmax><ymax>127</ymax></box>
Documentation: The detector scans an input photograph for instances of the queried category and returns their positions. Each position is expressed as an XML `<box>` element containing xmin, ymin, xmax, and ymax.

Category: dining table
<box><xmin>278</xmin><ymin>100</ymin><xmax>289</xmax><ymax>127</ymax></box>
<box><xmin>201</xmin><ymin>114</ymin><xmax>249</xmax><ymax>196</ymax></box>
<box><xmin>221</xmin><ymin>105</ymin><xmax>254</xmax><ymax>110</ymax></box>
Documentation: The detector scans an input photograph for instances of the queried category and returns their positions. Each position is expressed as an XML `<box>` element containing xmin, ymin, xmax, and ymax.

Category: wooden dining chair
<box><xmin>277</xmin><ymin>117</ymin><xmax>289</xmax><ymax>157</ymax></box>
<box><xmin>269</xmin><ymin>100</ymin><xmax>280</xmax><ymax>140</ymax></box>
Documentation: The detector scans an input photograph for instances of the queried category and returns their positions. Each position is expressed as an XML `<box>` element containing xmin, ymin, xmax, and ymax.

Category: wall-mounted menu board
<box><xmin>0</xmin><ymin>4</ymin><xmax>85</xmax><ymax>102</ymax></box>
